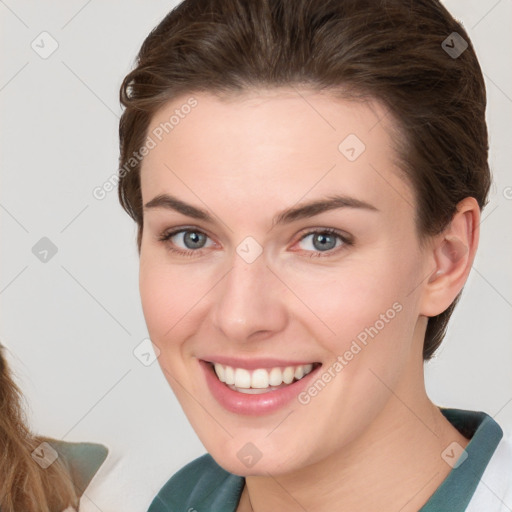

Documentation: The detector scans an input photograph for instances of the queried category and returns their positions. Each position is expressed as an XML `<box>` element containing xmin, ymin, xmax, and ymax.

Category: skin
<box><xmin>138</xmin><ymin>88</ymin><xmax>479</xmax><ymax>511</ymax></box>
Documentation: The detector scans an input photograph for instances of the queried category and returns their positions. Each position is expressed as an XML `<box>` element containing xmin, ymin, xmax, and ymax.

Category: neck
<box><xmin>238</xmin><ymin>346</ymin><xmax>469</xmax><ymax>512</ymax></box>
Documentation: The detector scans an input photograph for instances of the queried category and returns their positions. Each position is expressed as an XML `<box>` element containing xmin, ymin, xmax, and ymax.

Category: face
<box><xmin>139</xmin><ymin>89</ymin><xmax>431</xmax><ymax>476</ymax></box>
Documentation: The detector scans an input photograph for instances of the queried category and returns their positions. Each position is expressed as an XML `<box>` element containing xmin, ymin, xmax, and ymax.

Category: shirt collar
<box><xmin>419</xmin><ymin>407</ymin><xmax>503</xmax><ymax>511</ymax></box>
<box><xmin>149</xmin><ymin>408</ymin><xmax>503</xmax><ymax>511</ymax></box>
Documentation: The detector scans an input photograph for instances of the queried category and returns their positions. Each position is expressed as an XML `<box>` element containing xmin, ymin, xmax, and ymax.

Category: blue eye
<box><xmin>296</xmin><ymin>228</ymin><xmax>351</xmax><ymax>258</ymax></box>
<box><xmin>158</xmin><ymin>227</ymin><xmax>352</xmax><ymax>258</ymax></box>
<box><xmin>299</xmin><ymin>231</ymin><xmax>339</xmax><ymax>252</ymax></box>
<box><xmin>158</xmin><ymin>228</ymin><xmax>214</xmax><ymax>256</ymax></box>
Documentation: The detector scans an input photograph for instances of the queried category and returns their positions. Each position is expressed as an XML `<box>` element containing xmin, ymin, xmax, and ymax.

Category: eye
<box><xmin>295</xmin><ymin>228</ymin><xmax>352</xmax><ymax>257</ymax></box>
<box><xmin>158</xmin><ymin>228</ymin><xmax>215</xmax><ymax>256</ymax></box>
<box><xmin>158</xmin><ymin>227</ymin><xmax>352</xmax><ymax>259</ymax></box>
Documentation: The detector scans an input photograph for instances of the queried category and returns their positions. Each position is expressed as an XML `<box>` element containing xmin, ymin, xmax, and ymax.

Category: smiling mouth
<box><xmin>206</xmin><ymin>361</ymin><xmax>322</xmax><ymax>394</ymax></box>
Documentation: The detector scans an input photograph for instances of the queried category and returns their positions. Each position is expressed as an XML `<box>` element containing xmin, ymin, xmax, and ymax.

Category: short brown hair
<box><xmin>118</xmin><ymin>0</ymin><xmax>491</xmax><ymax>359</ymax></box>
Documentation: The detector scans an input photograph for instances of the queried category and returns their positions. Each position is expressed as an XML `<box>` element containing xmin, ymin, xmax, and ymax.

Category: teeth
<box><xmin>269</xmin><ymin>367</ymin><xmax>282</xmax><ymax>386</ymax></box>
<box><xmin>214</xmin><ymin>363</ymin><xmax>225</xmax><ymax>382</ymax></box>
<box><xmin>212</xmin><ymin>362</ymin><xmax>317</xmax><ymax>390</ymax></box>
<box><xmin>282</xmin><ymin>366</ymin><xmax>294</xmax><ymax>384</ymax></box>
<box><xmin>234</xmin><ymin>368</ymin><xmax>251</xmax><ymax>388</ymax></box>
<box><xmin>251</xmin><ymin>369</ymin><xmax>269</xmax><ymax>389</ymax></box>
<box><xmin>225</xmin><ymin>365</ymin><xmax>235</xmax><ymax>385</ymax></box>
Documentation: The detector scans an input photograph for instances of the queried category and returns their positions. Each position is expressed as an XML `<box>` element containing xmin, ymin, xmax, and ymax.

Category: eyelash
<box><xmin>157</xmin><ymin>227</ymin><xmax>353</xmax><ymax>259</ymax></box>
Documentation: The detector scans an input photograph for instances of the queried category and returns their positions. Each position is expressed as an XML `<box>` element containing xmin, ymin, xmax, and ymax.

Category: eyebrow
<box><xmin>143</xmin><ymin>193</ymin><xmax>378</xmax><ymax>227</ymax></box>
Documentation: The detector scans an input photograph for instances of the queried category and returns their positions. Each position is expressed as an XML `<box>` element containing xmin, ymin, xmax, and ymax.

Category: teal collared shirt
<box><xmin>147</xmin><ymin>408</ymin><xmax>505</xmax><ymax>512</ymax></box>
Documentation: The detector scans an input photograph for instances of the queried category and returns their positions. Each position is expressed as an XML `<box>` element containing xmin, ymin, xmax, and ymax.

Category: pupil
<box><xmin>314</xmin><ymin>233</ymin><xmax>336</xmax><ymax>251</ymax></box>
<box><xmin>184</xmin><ymin>231</ymin><xmax>205</xmax><ymax>249</ymax></box>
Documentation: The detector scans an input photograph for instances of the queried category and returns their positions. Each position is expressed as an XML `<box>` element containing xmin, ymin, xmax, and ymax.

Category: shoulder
<box><xmin>466</xmin><ymin>432</ymin><xmax>512</xmax><ymax>511</ymax></box>
<box><xmin>148</xmin><ymin>453</ymin><xmax>244</xmax><ymax>512</ymax></box>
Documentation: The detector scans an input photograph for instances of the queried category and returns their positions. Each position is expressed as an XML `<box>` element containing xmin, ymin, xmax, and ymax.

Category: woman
<box><xmin>117</xmin><ymin>0</ymin><xmax>512</xmax><ymax>510</ymax></box>
<box><xmin>0</xmin><ymin>344</ymin><xmax>108</xmax><ymax>511</ymax></box>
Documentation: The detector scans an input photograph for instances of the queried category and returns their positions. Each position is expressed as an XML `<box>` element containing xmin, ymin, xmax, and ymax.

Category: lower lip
<box><xmin>199</xmin><ymin>360</ymin><xmax>322</xmax><ymax>416</ymax></box>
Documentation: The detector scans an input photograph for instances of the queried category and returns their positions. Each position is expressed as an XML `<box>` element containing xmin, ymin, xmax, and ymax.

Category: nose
<box><xmin>211</xmin><ymin>251</ymin><xmax>288</xmax><ymax>343</ymax></box>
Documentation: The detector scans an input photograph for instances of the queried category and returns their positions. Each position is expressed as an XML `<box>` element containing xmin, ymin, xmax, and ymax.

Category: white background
<box><xmin>1</xmin><ymin>1</ymin><xmax>511</xmax><ymax>510</ymax></box>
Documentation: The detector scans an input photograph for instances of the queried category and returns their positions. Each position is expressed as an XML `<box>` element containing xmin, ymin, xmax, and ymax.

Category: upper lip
<box><xmin>200</xmin><ymin>356</ymin><xmax>321</xmax><ymax>370</ymax></box>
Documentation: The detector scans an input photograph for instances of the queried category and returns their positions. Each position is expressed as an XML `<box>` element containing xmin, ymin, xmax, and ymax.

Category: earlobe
<box><xmin>420</xmin><ymin>198</ymin><xmax>480</xmax><ymax>316</ymax></box>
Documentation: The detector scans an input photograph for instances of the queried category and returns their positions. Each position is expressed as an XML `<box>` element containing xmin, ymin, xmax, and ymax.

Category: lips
<box><xmin>199</xmin><ymin>358</ymin><xmax>322</xmax><ymax>415</ymax></box>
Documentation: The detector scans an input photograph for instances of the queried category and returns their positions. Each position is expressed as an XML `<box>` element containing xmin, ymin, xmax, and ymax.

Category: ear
<box><xmin>419</xmin><ymin>197</ymin><xmax>480</xmax><ymax>317</ymax></box>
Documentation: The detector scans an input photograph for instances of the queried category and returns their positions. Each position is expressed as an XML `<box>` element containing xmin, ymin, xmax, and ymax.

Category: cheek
<box><xmin>284</xmin><ymin>256</ymin><xmax>415</xmax><ymax>341</ymax></box>
<box><xmin>138</xmin><ymin>255</ymin><xmax>207</xmax><ymax>345</ymax></box>
<box><xmin>138</xmin><ymin>257</ymin><xmax>212</xmax><ymax>401</ymax></box>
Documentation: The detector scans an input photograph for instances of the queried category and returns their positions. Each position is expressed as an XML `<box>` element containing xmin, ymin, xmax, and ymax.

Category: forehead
<box><xmin>140</xmin><ymin>88</ymin><xmax>413</xmax><ymax>216</ymax></box>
